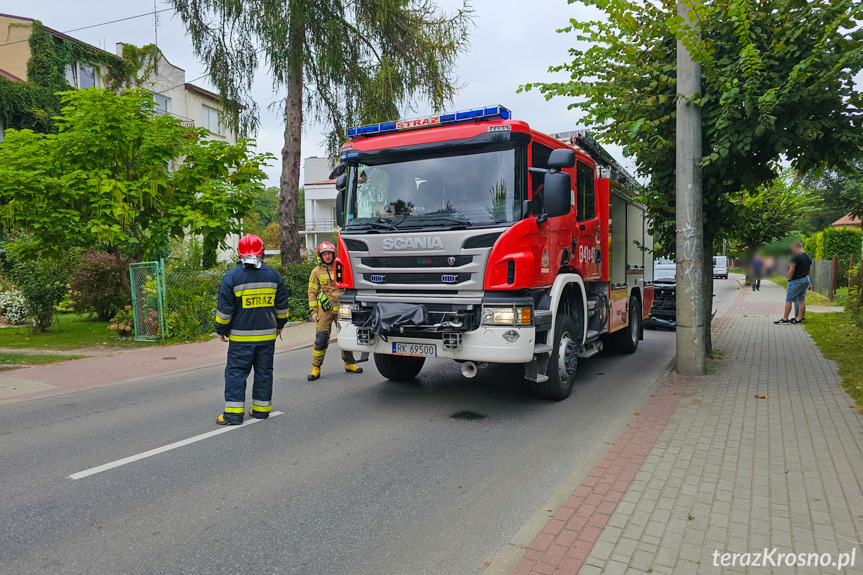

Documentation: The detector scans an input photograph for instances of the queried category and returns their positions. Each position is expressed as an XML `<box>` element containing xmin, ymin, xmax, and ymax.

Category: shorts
<box><xmin>786</xmin><ymin>277</ymin><xmax>809</xmax><ymax>302</ymax></box>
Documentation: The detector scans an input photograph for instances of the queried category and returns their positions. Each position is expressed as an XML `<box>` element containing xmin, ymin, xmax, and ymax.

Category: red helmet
<box><xmin>317</xmin><ymin>242</ymin><xmax>336</xmax><ymax>256</ymax></box>
<box><xmin>238</xmin><ymin>234</ymin><xmax>265</xmax><ymax>257</ymax></box>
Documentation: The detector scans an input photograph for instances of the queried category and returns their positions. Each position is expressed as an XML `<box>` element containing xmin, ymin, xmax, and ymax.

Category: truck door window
<box><xmin>576</xmin><ymin>162</ymin><xmax>595</xmax><ymax>222</ymax></box>
<box><xmin>530</xmin><ymin>142</ymin><xmax>553</xmax><ymax>215</ymax></box>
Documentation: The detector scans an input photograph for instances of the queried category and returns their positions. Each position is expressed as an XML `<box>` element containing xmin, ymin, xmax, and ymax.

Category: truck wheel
<box><xmin>614</xmin><ymin>296</ymin><xmax>641</xmax><ymax>354</ymax></box>
<box><xmin>533</xmin><ymin>314</ymin><xmax>579</xmax><ymax>401</ymax></box>
<box><xmin>374</xmin><ymin>354</ymin><xmax>425</xmax><ymax>381</ymax></box>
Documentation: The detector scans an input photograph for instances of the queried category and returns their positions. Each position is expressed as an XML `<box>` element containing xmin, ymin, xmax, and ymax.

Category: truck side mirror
<box><xmin>543</xmin><ymin>171</ymin><xmax>572</xmax><ymax>218</ymax></box>
<box><xmin>329</xmin><ymin>162</ymin><xmax>347</xmax><ymax>179</ymax></box>
<box><xmin>336</xmin><ymin>173</ymin><xmax>347</xmax><ymax>191</ymax></box>
<box><xmin>548</xmin><ymin>149</ymin><xmax>575</xmax><ymax>169</ymax></box>
<box><xmin>336</xmin><ymin>190</ymin><xmax>345</xmax><ymax>228</ymax></box>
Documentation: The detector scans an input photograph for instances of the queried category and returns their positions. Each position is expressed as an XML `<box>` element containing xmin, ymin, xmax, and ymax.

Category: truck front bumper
<box><xmin>336</xmin><ymin>320</ymin><xmax>536</xmax><ymax>364</ymax></box>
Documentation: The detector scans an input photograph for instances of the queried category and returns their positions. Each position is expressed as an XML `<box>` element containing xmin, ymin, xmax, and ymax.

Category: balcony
<box><xmin>303</xmin><ymin>219</ymin><xmax>337</xmax><ymax>232</ymax></box>
<box><xmin>153</xmin><ymin>108</ymin><xmax>195</xmax><ymax>128</ymax></box>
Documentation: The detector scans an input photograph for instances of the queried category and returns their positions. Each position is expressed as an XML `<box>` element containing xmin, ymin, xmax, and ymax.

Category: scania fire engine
<box><xmin>330</xmin><ymin>106</ymin><xmax>654</xmax><ymax>400</ymax></box>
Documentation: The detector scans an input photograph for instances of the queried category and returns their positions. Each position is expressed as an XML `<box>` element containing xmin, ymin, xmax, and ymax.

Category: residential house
<box><xmin>831</xmin><ymin>213</ymin><xmax>861</xmax><ymax>230</ymax></box>
<box><xmin>300</xmin><ymin>156</ymin><xmax>340</xmax><ymax>251</ymax></box>
<box><xmin>0</xmin><ymin>13</ymin><xmax>241</xmax><ymax>260</ymax></box>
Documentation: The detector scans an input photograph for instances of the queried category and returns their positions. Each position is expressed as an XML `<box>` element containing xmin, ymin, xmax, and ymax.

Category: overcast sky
<box><xmin>2</xmin><ymin>0</ymin><xmax>634</xmax><ymax>186</ymax></box>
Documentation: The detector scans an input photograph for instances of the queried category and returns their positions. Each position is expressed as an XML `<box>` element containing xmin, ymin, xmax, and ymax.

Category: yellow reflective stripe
<box><xmin>234</xmin><ymin>287</ymin><xmax>277</xmax><ymax>296</ymax></box>
<box><xmin>224</xmin><ymin>407</ymin><xmax>245</xmax><ymax>414</ymax></box>
<box><xmin>276</xmin><ymin>313</ymin><xmax>289</xmax><ymax>319</ymax></box>
<box><xmin>251</xmin><ymin>405</ymin><xmax>272</xmax><ymax>412</ymax></box>
<box><xmin>312</xmin><ymin>349</ymin><xmax>325</xmax><ymax>356</ymax></box>
<box><xmin>228</xmin><ymin>334</ymin><xmax>278</xmax><ymax>342</ymax></box>
<box><xmin>215</xmin><ymin>316</ymin><xmax>231</xmax><ymax>324</ymax></box>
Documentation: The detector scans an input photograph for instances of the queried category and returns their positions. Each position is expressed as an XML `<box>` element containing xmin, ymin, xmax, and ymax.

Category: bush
<box><xmin>10</xmin><ymin>258</ymin><xmax>71</xmax><ymax>332</ymax></box>
<box><xmin>0</xmin><ymin>290</ymin><xmax>28</xmax><ymax>324</ymax></box>
<box><xmin>107</xmin><ymin>306</ymin><xmax>135</xmax><ymax>337</ymax></box>
<box><xmin>69</xmin><ymin>251</ymin><xmax>130</xmax><ymax>320</ymax></box>
<box><xmin>814</xmin><ymin>232</ymin><xmax>825</xmax><ymax>260</ymax></box>
<box><xmin>163</xmin><ymin>270</ymin><xmax>222</xmax><ymax>341</ymax></box>
<box><xmin>262</xmin><ymin>223</ymin><xmax>280</xmax><ymax>249</ymax></box>
<box><xmin>848</xmin><ymin>264</ymin><xmax>863</xmax><ymax>325</ymax></box>
<box><xmin>272</xmin><ymin>259</ymin><xmax>317</xmax><ymax>322</ymax></box>
<box><xmin>822</xmin><ymin>228</ymin><xmax>862</xmax><ymax>288</ymax></box>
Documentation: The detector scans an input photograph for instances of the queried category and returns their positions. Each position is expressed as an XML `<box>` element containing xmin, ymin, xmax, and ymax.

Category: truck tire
<box><xmin>613</xmin><ymin>296</ymin><xmax>641</xmax><ymax>354</ymax></box>
<box><xmin>533</xmin><ymin>314</ymin><xmax>579</xmax><ymax>401</ymax></box>
<box><xmin>374</xmin><ymin>353</ymin><xmax>425</xmax><ymax>381</ymax></box>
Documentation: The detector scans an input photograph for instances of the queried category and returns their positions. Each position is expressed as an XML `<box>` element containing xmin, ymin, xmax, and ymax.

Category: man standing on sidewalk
<box><xmin>774</xmin><ymin>241</ymin><xmax>812</xmax><ymax>325</ymax></box>
<box><xmin>215</xmin><ymin>234</ymin><xmax>290</xmax><ymax>425</ymax></box>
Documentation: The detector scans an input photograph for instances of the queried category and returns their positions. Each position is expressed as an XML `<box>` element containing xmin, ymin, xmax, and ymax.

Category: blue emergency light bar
<box><xmin>346</xmin><ymin>105</ymin><xmax>511</xmax><ymax>139</ymax></box>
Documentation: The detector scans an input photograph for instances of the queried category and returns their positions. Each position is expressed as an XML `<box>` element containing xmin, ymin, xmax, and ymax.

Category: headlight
<box><xmin>338</xmin><ymin>303</ymin><xmax>353</xmax><ymax>320</ymax></box>
<box><xmin>481</xmin><ymin>305</ymin><xmax>532</xmax><ymax>326</ymax></box>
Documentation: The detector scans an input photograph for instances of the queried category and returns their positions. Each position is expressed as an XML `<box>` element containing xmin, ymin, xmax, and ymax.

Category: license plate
<box><xmin>392</xmin><ymin>343</ymin><xmax>437</xmax><ymax>358</ymax></box>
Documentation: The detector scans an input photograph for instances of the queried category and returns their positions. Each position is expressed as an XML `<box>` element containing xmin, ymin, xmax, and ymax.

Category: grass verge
<box><xmin>0</xmin><ymin>314</ymin><xmax>149</xmax><ymax>350</ymax></box>
<box><xmin>768</xmin><ymin>276</ymin><xmax>837</xmax><ymax>306</ymax></box>
<box><xmin>0</xmin><ymin>353</ymin><xmax>85</xmax><ymax>365</ymax></box>
<box><xmin>804</xmin><ymin>312</ymin><xmax>863</xmax><ymax>413</ymax></box>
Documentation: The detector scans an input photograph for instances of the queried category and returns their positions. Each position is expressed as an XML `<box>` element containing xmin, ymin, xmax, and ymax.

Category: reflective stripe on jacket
<box><xmin>307</xmin><ymin>263</ymin><xmax>344</xmax><ymax>311</ymax></box>
<box><xmin>215</xmin><ymin>263</ymin><xmax>290</xmax><ymax>342</ymax></box>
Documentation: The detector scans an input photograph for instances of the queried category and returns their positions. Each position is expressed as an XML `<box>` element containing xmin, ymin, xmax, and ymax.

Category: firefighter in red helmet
<box><xmin>307</xmin><ymin>241</ymin><xmax>363</xmax><ymax>380</ymax></box>
<box><xmin>214</xmin><ymin>234</ymin><xmax>290</xmax><ymax>425</ymax></box>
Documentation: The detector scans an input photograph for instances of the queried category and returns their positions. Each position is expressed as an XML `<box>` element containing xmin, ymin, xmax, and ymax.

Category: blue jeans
<box><xmin>786</xmin><ymin>277</ymin><xmax>809</xmax><ymax>303</ymax></box>
<box><xmin>223</xmin><ymin>341</ymin><xmax>275</xmax><ymax>420</ymax></box>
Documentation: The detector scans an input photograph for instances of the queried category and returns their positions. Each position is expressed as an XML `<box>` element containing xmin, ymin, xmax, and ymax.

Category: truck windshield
<box><xmin>344</xmin><ymin>147</ymin><xmax>520</xmax><ymax>230</ymax></box>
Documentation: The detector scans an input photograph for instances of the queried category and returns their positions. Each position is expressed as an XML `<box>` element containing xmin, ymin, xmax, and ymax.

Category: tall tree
<box><xmin>170</xmin><ymin>0</ymin><xmax>474</xmax><ymax>265</ymax></box>
<box><xmin>523</xmin><ymin>0</ymin><xmax>863</xmax><ymax>349</ymax></box>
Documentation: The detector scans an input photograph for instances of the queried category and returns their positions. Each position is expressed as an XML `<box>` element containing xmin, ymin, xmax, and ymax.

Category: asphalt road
<box><xmin>0</xmin><ymin>279</ymin><xmax>739</xmax><ymax>575</ymax></box>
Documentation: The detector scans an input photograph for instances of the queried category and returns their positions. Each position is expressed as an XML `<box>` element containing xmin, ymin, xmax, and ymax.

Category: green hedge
<box><xmin>822</xmin><ymin>228</ymin><xmax>862</xmax><ymax>288</ymax></box>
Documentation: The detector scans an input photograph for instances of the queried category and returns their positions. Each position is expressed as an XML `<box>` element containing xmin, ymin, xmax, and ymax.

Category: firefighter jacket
<box><xmin>308</xmin><ymin>263</ymin><xmax>343</xmax><ymax>312</ymax></box>
<box><xmin>215</xmin><ymin>263</ymin><xmax>290</xmax><ymax>343</ymax></box>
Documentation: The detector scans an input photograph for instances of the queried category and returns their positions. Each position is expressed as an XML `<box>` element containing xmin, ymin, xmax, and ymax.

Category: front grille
<box><xmin>363</xmin><ymin>273</ymin><xmax>471</xmax><ymax>285</ymax></box>
<box><xmin>360</xmin><ymin>255</ymin><xmax>472</xmax><ymax>268</ymax></box>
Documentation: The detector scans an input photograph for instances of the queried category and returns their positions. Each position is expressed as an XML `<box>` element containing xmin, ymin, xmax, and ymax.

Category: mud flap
<box><xmin>355</xmin><ymin>352</ymin><xmax>369</xmax><ymax>364</ymax></box>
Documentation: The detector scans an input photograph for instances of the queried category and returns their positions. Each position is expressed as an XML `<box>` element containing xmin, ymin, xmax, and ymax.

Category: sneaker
<box><xmin>794</xmin><ymin>317</ymin><xmax>805</xmax><ymax>324</ymax></box>
<box><xmin>216</xmin><ymin>414</ymin><xmax>243</xmax><ymax>426</ymax></box>
<box><xmin>774</xmin><ymin>318</ymin><xmax>792</xmax><ymax>324</ymax></box>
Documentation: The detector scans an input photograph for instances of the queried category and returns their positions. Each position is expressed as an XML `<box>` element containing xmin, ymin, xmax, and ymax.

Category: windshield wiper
<box><xmin>347</xmin><ymin>218</ymin><xmax>397</xmax><ymax>231</ymax></box>
<box><xmin>407</xmin><ymin>214</ymin><xmax>475</xmax><ymax>228</ymax></box>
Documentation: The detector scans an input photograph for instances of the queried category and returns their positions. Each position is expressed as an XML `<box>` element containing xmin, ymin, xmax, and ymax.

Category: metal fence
<box><xmin>130</xmin><ymin>260</ymin><xmax>221</xmax><ymax>342</ymax></box>
<box><xmin>129</xmin><ymin>261</ymin><xmax>166</xmax><ymax>342</ymax></box>
<box><xmin>810</xmin><ymin>259</ymin><xmax>834</xmax><ymax>297</ymax></box>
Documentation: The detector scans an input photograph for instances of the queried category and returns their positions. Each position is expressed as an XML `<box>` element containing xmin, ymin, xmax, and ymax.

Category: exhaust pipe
<box><xmin>461</xmin><ymin>361</ymin><xmax>478</xmax><ymax>378</ymax></box>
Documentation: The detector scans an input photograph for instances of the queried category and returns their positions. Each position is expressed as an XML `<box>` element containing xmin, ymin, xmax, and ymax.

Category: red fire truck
<box><xmin>330</xmin><ymin>106</ymin><xmax>654</xmax><ymax>400</ymax></box>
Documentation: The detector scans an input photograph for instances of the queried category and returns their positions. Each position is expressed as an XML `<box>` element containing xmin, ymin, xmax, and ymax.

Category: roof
<box><xmin>185</xmin><ymin>82</ymin><xmax>221</xmax><ymax>102</ymax></box>
<box><xmin>831</xmin><ymin>213</ymin><xmax>860</xmax><ymax>227</ymax></box>
<box><xmin>307</xmin><ymin>179</ymin><xmax>337</xmax><ymax>186</ymax></box>
<box><xmin>0</xmin><ymin>68</ymin><xmax>24</xmax><ymax>82</ymax></box>
<box><xmin>0</xmin><ymin>13</ymin><xmax>123</xmax><ymax>61</ymax></box>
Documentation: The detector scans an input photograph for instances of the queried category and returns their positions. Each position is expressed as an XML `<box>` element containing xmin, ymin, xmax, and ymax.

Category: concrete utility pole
<box><xmin>675</xmin><ymin>0</ymin><xmax>706</xmax><ymax>376</ymax></box>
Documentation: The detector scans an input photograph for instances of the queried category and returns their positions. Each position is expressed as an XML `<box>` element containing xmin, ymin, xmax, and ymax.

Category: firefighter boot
<box><xmin>216</xmin><ymin>414</ymin><xmax>243</xmax><ymax>426</ymax></box>
<box><xmin>308</xmin><ymin>366</ymin><xmax>321</xmax><ymax>381</ymax></box>
<box><xmin>345</xmin><ymin>364</ymin><xmax>363</xmax><ymax>374</ymax></box>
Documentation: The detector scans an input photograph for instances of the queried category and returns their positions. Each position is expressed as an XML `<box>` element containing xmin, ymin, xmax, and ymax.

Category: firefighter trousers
<box><xmin>312</xmin><ymin>309</ymin><xmax>356</xmax><ymax>367</ymax></box>
<box><xmin>223</xmin><ymin>341</ymin><xmax>275</xmax><ymax>421</ymax></box>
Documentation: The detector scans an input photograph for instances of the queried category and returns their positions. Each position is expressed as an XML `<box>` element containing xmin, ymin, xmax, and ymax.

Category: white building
<box><xmin>300</xmin><ymin>156</ymin><xmax>339</xmax><ymax>251</ymax></box>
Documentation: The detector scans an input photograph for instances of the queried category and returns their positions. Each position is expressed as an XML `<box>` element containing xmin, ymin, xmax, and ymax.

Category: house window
<box><xmin>152</xmin><ymin>94</ymin><xmax>170</xmax><ymax>114</ymax></box>
<box><xmin>201</xmin><ymin>106</ymin><xmax>221</xmax><ymax>134</ymax></box>
<box><xmin>64</xmin><ymin>63</ymin><xmax>100</xmax><ymax>89</ymax></box>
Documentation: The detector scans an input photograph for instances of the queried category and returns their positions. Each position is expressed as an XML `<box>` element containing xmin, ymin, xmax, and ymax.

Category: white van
<box><xmin>713</xmin><ymin>256</ymin><xmax>728</xmax><ymax>279</ymax></box>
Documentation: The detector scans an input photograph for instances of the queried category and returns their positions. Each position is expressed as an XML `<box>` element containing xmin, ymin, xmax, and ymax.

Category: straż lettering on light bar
<box><xmin>346</xmin><ymin>105</ymin><xmax>511</xmax><ymax>139</ymax></box>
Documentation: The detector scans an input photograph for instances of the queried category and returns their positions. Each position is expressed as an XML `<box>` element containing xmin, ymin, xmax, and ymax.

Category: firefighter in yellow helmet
<box><xmin>307</xmin><ymin>241</ymin><xmax>363</xmax><ymax>380</ymax></box>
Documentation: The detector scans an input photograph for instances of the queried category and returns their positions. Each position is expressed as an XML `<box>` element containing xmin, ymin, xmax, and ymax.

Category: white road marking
<box><xmin>69</xmin><ymin>411</ymin><xmax>284</xmax><ymax>480</ymax></box>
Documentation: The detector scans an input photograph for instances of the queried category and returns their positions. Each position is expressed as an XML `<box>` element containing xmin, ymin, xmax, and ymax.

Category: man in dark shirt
<box><xmin>774</xmin><ymin>242</ymin><xmax>812</xmax><ymax>324</ymax></box>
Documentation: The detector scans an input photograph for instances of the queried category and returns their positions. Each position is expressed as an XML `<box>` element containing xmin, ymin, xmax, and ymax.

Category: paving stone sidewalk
<box><xmin>509</xmin><ymin>278</ymin><xmax>863</xmax><ymax>574</ymax></box>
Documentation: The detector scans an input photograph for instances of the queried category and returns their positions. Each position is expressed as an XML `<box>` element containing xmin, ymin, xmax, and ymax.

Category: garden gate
<box><xmin>129</xmin><ymin>260</ymin><xmax>166</xmax><ymax>342</ymax></box>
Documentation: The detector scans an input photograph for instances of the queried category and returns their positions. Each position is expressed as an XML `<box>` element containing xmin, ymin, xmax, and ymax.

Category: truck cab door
<box><xmin>574</xmin><ymin>161</ymin><xmax>602</xmax><ymax>280</ymax></box>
